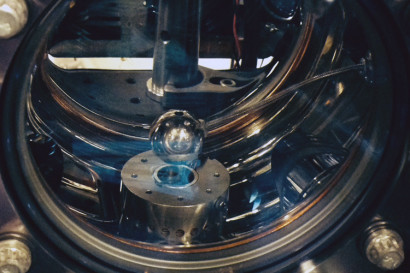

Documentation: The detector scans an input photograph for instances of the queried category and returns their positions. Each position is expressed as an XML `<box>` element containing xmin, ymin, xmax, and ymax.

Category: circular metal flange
<box><xmin>121</xmin><ymin>151</ymin><xmax>229</xmax><ymax>244</ymax></box>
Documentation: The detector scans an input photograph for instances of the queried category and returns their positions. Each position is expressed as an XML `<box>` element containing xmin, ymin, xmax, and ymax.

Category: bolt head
<box><xmin>365</xmin><ymin>229</ymin><xmax>404</xmax><ymax>270</ymax></box>
<box><xmin>0</xmin><ymin>239</ymin><xmax>31</xmax><ymax>273</ymax></box>
<box><xmin>0</xmin><ymin>0</ymin><xmax>28</xmax><ymax>39</ymax></box>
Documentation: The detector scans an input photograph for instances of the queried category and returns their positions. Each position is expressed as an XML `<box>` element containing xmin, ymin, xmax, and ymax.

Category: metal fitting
<box><xmin>364</xmin><ymin>226</ymin><xmax>404</xmax><ymax>270</ymax></box>
<box><xmin>121</xmin><ymin>151</ymin><xmax>230</xmax><ymax>244</ymax></box>
<box><xmin>0</xmin><ymin>239</ymin><xmax>31</xmax><ymax>273</ymax></box>
<box><xmin>0</xmin><ymin>0</ymin><xmax>28</xmax><ymax>39</ymax></box>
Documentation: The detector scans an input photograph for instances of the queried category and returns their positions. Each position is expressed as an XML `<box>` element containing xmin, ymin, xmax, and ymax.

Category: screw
<box><xmin>176</xmin><ymin>229</ymin><xmax>185</xmax><ymax>237</ymax></box>
<box><xmin>161</xmin><ymin>228</ymin><xmax>170</xmax><ymax>237</ymax></box>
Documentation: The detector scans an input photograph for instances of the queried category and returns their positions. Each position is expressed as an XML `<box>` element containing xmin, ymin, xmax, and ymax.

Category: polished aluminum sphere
<box><xmin>164</xmin><ymin>126</ymin><xmax>195</xmax><ymax>154</ymax></box>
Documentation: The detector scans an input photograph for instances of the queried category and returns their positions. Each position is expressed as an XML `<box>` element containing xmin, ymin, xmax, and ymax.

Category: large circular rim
<box><xmin>1</xmin><ymin>0</ymin><xmax>409</xmax><ymax>272</ymax></box>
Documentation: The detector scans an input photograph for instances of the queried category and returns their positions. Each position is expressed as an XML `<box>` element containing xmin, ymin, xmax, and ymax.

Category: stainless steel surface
<box><xmin>365</xmin><ymin>228</ymin><xmax>405</xmax><ymax>270</ymax></box>
<box><xmin>0</xmin><ymin>0</ymin><xmax>28</xmax><ymax>39</ymax></box>
<box><xmin>150</xmin><ymin>0</ymin><xmax>202</xmax><ymax>99</ymax></box>
<box><xmin>0</xmin><ymin>239</ymin><xmax>31</xmax><ymax>273</ymax></box>
<box><xmin>121</xmin><ymin>151</ymin><xmax>229</xmax><ymax>244</ymax></box>
<box><xmin>0</xmin><ymin>0</ymin><xmax>408</xmax><ymax>272</ymax></box>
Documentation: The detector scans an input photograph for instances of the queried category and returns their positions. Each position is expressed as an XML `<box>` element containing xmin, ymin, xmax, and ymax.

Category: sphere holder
<box><xmin>120</xmin><ymin>111</ymin><xmax>230</xmax><ymax>244</ymax></box>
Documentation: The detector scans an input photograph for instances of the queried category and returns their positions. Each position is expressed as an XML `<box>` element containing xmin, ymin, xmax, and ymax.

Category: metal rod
<box><xmin>151</xmin><ymin>0</ymin><xmax>202</xmax><ymax>97</ymax></box>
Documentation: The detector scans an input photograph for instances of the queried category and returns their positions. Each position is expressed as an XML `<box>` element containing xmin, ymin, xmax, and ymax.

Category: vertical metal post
<box><xmin>150</xmin><ymin>0</ymin><xmax>202</xmax><ymax>99</ymax></box>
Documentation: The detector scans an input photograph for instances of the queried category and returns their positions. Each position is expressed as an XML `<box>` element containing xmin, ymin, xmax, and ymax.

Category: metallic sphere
<box><xmin>150</xmin><ymin>110</ymin><xmax>205</xmax><ymax>162</ymax></box>
<box><xmin>164</xmin><ymin>126</ymin><xmax>195</xmax><ymax>154</ymax></box>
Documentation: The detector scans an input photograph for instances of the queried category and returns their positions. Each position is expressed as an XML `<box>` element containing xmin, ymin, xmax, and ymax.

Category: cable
<box><xmin>233</xmin><ymin>0</ymin><xmax>242</xmax><ymax>68</ymax></box>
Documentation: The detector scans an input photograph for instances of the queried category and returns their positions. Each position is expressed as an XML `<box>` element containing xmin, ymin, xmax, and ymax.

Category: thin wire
<box><xmin>233</xmin><ymin>0</ymin><xmax>242</xmax><ymax>67</ymax></box>
<box><xmin>206</xmin><ymin>62</ymin><xmax>365</xmax><ymax>128</ymax></box>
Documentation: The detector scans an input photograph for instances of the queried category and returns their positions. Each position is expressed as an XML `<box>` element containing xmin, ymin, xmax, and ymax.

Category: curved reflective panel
<box><xmin>0</xmin><ymin>0</ymin><xmax>409</xmax><ymax>272</ymax></box>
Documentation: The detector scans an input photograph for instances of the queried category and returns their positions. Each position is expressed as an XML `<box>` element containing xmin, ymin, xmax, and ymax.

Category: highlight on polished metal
<box><xmin>0</xmin><ymin>239</ymin><xmax>31</xmax><ymax>273</ymax></box>
<box><xmin>364</xmin><ymin>225</ymin><xmax>405</xmax><ymax>270</ymax></box>
<box><xmin>0</xmin><ymin>0</ymin><xmax>28</xmax><ymax>39</ymax></box>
